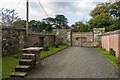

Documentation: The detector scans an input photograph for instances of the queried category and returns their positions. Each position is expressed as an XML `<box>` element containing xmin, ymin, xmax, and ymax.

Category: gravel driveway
<box><xmin>26</xmin><ymin>47</ymin><xmax>119</xmax><ymax>78</ymax></box>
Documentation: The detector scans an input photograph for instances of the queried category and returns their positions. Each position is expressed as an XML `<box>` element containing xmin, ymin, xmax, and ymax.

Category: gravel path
<box><xmin>26</xmin><ymin>47</ymin><xmax>119</xmax><ymax>78</ymax></box>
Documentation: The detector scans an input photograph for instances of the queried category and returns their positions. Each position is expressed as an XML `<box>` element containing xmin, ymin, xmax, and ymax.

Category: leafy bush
<box><xmin>55</xmin><ymin>44</ymin><xmax>59</xmax><ymax>48</ymax></box>
<box><xmin>109</xmin><ymin>48</ymin><xmax>115</xmax><ymax>56</ymax></box>
<box><xmin>43</xmin><ymin>44</ymin><xmax>50</xmax><ymax>51</ymax></box>
<box><xmin>75</xmin><ymin>37</ymin><xmax>79</xmax><ymax>41</ymax></box>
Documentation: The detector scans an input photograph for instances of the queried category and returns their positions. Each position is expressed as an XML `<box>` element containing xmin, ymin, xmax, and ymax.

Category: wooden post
<box><xmin>26</xmin><ymin>0</ymin><xmax>29</xmax><ymax>35</ymax></box>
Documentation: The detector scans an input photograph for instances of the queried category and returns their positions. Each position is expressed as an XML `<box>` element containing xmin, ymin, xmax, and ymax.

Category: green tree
<box><xmin>12</xmin><ymin>20</ymin><xmax>26</xmax><ymax>28</ymax></box>
<box><xmin>109</xmin><ymin>1</ymin><xmax>120</xmax><ymax>20</ymax></box>
<box><xmin>88</xmin><ymin>13</ymin><xmax>114</xmax><ymax>31</ymax></box>
<box><xmin>29</xmin><ymin>20</ymin><xmax>38</xmax><ymax>32</ymax></box>
<box><xmin>71</xmin><ymin>24</ymin><xmax>79</xmax><ymax>32</ymax></box>
<box><xmin>42</xmin><ymin>17</ymin><xmax>55</xmax><ymax>32</ymax></box>
<box><xmin>36</xmin><ymin>21</ymin><xmax>46</xmax><ymax>32</ymax></box>
<box><xmin>71</xmin><ymin>21</ymin><xmax>88</xmax><ymax>32</ymax></box>
<box><xmin>43</xmin><ymin>17</ymin><xmax>55</xmax><ymax>25</ymax></box>
<box><xmin>0</xmin><ymin>8</ymin><xmax>20</xmax><ymax>26</ymax></box>
<box><xmin>55</xmin><ymin>15</ymin><xmax>68</xmax><ymax>29</ymax></box>
<box><xmin>90</xmin><ymin>2</ymin><xmax>111</xmax><ymax>18</ymax></box>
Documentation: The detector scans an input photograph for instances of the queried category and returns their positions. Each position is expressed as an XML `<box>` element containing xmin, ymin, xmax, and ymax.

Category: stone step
<box><xmin>15</xmin><ymin>65</ymin><xmax>31</xmax><ymax>72</ymax></box>
<box><xmin>23</xmin><ymin>50</ymin><xmax>35</xmax><ymax>54</ymax></box>
<box><xmin>21</xmin><ymin>54</ymin><xmax>35</xmax><ymax>59</ymax></box>
<box><xmin>23</xmin><ymin>54</ymin><xmax>35</xmax><ymax>56</ymax></box>
<box><xmin>11</xmin><ymin>72</ymin><xmax>27</xmax><ymax>78</ymax></box>
<box><xmin>19</xmin><ymin>59</ymin><xmax>35</xmax><ymax>65</ymax></box>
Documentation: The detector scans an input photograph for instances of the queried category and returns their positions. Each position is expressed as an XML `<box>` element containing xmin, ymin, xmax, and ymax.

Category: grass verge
<box><xmin>2</xmin><ymin>45</ymin><xmax>68</xmax><ymax>79</ymax></box>
<box><xmin>97</xmin><ymin>48</ymin><xmax>120</xmax><ymax>69</ymax></box>
<box><xmin>2</xmin><ymin>52</ymin><xmax>24</xmax><ymax>79</ymax></box>
<box><xmin>41</xmin><ymin>46</ymin><xmax>68</xmax><ymax>59</ymax></box>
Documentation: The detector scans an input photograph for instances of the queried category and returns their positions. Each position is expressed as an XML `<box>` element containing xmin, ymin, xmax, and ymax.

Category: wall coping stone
<box><xmin>53</xmin><ymin>29</ymin><xmax>72</xmax><ymax>31</ymax></box>
<box><xmin>2</xmin><ymin>26</ymin><xmax>26</xmax><ymax>31</ymax></box>
<box><xmin>29</xmin><ymin>33</ymin><xmax>54</xmax><ymax>36</ymax></box>
<box><xmin>93</xmin><ymin>28</ymin><xmax>105</xmax><ymax>31</ymax></box>
<box><xmin>72</xmin><ymin>32</ymin><xmax>93</xmax><ymax>34</ymax></box>
<box><xmin>101</xmin><ymin>30</ymin><xmax>120</xmax><ymax>36</ymax></box>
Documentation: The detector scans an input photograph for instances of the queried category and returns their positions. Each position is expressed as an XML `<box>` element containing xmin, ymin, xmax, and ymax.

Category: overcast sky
<box><xmin>0</xmin><ymin>0</ymin><xmax>108</xmax><ymax>26</ymax></box>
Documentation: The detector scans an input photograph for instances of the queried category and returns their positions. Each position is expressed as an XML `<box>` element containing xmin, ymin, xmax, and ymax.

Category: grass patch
<box><xmin>2</xmin><ymin>52</ymin><xmax>24</xmax><ymax>79</ymax></box>
<box><xmin>97</xmin><ymin>48</ymin><xmax>109</xmax><ymax>55</ymax></box>
<box><xmin>2</xmin><ymin>45</ymin><xmax>68</xmax><ymax>79</ymax></box>
<box><xmin>97</xmin><ymin>48</ymin><xmax>120</xmax><ymax>69</ymax></box>
<box><xmin>41</xmin><ymin>46</ymin><xmax>68</xmax><ymax>59</ymax></box>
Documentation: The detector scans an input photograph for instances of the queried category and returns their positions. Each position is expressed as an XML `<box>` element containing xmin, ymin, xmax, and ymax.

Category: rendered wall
<box><xmin>101</xmin><ymin>30</ymin><xmax>120</xmax><ymax>58</ymax></box>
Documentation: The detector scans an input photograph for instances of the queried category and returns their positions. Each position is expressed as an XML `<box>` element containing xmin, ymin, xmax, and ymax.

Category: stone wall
<box><xmin>27</xmin><ymin>33</ymin><xmax>55</xmax><ymax>47</ymax></box>
<box><xmin>2</xmin><ymin>26</ymin><xmax>55</xmax><ymax>56</ymax></box>
<box><xmin>93</xmin><ymin>28</ymin><xmax>105</xmax><ymax>47</ymax></box>
<box><xmin>53</xmin><ymin>28</ymin><xmax>104</xmax><ymax>47</ymax></box>
<box><xmin>44</xmin><ymin>35</ymin><xmax>55</xmax><ymax>46</ymax></box>
<box><xmin>2</xmin><ymin>26</ymin><xmax>26</xmax><ymax>56</ymax></box>
<box><xmin>53</xmin><ymin>29</ymin><xmax>72</xmax><ymax>46</ymax></box>
<box><xmin>24</xmin><ymin>34</ymin><xmax>44</xmax><ymax>47</ymax></box>
<box><xmin>72</xmin><ymin>32</ymin><xmax>93</xmax><ymax>47</ymax></box>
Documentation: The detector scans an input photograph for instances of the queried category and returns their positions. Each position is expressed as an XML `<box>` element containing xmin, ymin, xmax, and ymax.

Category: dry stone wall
<box><xmin>53</xmin><ymin>28</ymin><xmax>104</xmax><ymax>47</ymax></box>
<box><xmin>44</xmin><ymin>35</ymin><xmax>55</xmax><ymax>46</ymax></box>
<box><xmin>2</xmin><ymin>26</ymin><xmax>55</xmax><ymax>56</ymax></box>
<box><xmin>93</xmin><ymin>28</ymin><xmax>105</xmax><ymax>47</ymax></box>
<box><xmin>72</xmin><ymin>32</ymin><xmax>93</xmax><ymax>47</ymax></box>
<box><xmin>27</xmin><ymin>33</ymin><xmax>55</xmax><ymax>47</ymax></box>
<box><xmin>2</xmin><ymin>26</ymin><xmax>26</xmax><ymax>56</ymax></box>
<box><xmin>53</xmin><ymin>29</ymin><xmax>72</xmax><ymax>46</ymax></box>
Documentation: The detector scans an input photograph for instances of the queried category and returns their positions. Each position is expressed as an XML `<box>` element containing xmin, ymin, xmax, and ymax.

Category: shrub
<box><xmin>75</xmin><ymin>37</ymin><xmax>79</xmax><ymax>41</ymax></box>
<box><xmin>109</xmin><ymin>48</ymin><xmax>115</xmax><ymax>56</ymax></box>
<box><xmin>55</xmin><ymin>44</ymin><xmax>59</xmax><ymax>48</ymax></box>
<box><xmin>43</xmin><ymin>44</ymin><xmax>50</xmax><ymax>51</ymax></box>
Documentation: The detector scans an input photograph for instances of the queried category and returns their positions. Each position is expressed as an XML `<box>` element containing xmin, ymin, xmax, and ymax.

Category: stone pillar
<box><xmin>93</xmin><ymin>28</ymin><xmax>105</xmax><ymax>47</ymax></box>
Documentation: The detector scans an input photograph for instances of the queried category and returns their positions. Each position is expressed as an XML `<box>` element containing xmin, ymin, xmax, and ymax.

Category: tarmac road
<box><xmin>26</xmin><ymin>47</ymin><xmax>119</xmax><ymax>78</ymax></box>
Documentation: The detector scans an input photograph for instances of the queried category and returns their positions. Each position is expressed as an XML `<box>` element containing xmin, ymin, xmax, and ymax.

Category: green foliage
<box><xmin>97</xmin><ymin>48</ymin><xmax>109</xmax><ymax>55</ymax></box>
<box><xmin>71</xmin><ymin>1</ymin><xmax>120</xmax><ymax>32</ymax></box>
<box><xmin>43</xmin><ymin>44</ymin><xmax>50</xmax><ymax>51</ymax></box>
<box><xmin>54</xmin><ymin>15</ymin><xmax>68</xmax><ymax>29</ymax></box>
<box><xmin>2</xmin><ymin>46</ymin><xmax>68</xmax><ymax>79</ymax></box>
<box><xmin>28</xmin><ymin>20</ymin><xmax>52</xmax><ymax>32</ymax></box>
<box><xmin>88</xmin><ymin>13</ymin><xmax>116</xmax><ymax>32</ymax></box>
<box><xmin>71</xmin><ymin>21</ymin><xmax>89</xmax><ymax>32</ymax></box>
<box><xmin>41</xmin><ymin>46</ymin><xmax>68</xmax><ymax>59</ymax></box>
<box><xmin>109</xmin><ymin>48</ymin><xmax>115</xmax><ymax>56</ymax></box>
<box><xmin>2</xmin><ymin>52</ymin><xmax>24</xmax><ymax>79</ymax></box>
<box><xmin>12</xmin><ymin>20</ymin><xmax>26</xmax><ymax>28</ymax></box>
<box><xmin>109</xmin><ymin>1</ymin><xmax>120</xmax><ymax>20</ymax></box>
<box><xmin>90</xmin><ymin>2</ymin><xmax>111</xmax><ymax>18</ymax></box>
<box><xmin>43</xmin><ymin>15</ymin><xmax>69</xmax><ymax>29</ymax></box>
<box><xmin>75</xmin><ymin>37</ymin><xmax>79</xmax><ymax>41</ymax></box>
<box><xmin>29</xmin><ymin>20</ymin><xmax>38</xmax><ymax>31</ymax></box>
<box><xmin>0</xmin><ymin>8</ymin><xmax>20</xmax><ymax>26</ymax></box>
<box><xmin>87</xmin><ymin>1</ymin><xmax>120</xmax><ymax>32</ymax></box>
<box><xmin>55</xmin><ymin>44</ymin><xmax>59</xmax><ymax>48</ymax></box>
<box><xmin>27</xmin><ymin>15</ymin><xmax>68</xmax><ymax>32</ymax></box>
<box><xmin>97</xmin><ymin>48</ymin><xmax>120</xmax><ymax>69</ymax></box>
<box><xmin>43</xmin><ymin>17</ymin><xmax>55</xmax><ymax>25</ymax></box>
